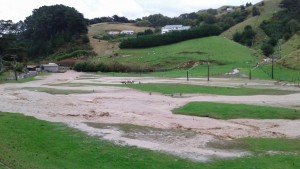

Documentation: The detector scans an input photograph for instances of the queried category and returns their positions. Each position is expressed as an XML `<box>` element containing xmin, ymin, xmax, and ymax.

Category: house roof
<box><xmin>43</xmin><ymin>63</ymin><xmax>58</xmax><ymax>67</ymax></box>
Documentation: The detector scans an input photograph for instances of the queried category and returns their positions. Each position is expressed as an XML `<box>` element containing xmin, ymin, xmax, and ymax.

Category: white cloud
<box><xmin>0</xmin><ymin>0</ymin><xmax>262</xmax><ymax>22</ymax></box>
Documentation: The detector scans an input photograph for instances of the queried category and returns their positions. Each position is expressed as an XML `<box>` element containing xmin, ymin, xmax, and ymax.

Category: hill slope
<box><xmin>94</xmin><ymin>36</ymin><xmax>257</xmax><ymax>71</ymax></box>
<box><xmin>221</xmin><ymin>0</ymin><xmax>282</xmax><ymax>43</ymax></box>
<box><xmin>88</xmin><ymin>23</ymin><xmax>152</xmax><ymax>55</ymax></box>
<box><xmin>279</xmin><ymin>32</ymin><xmax>300</xmax><ymax>69</ymax></box>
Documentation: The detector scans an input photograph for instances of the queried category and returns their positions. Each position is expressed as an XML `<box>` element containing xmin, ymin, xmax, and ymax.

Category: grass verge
<box><xmin>173</xmin><ymin>102</ymin><xmax>300</xmax><ymax>119</ymax></box>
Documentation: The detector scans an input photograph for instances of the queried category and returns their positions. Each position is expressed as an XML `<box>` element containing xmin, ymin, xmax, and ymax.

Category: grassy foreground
<box><xmin>0</xmin><ymin>113</ymin><xmax>201</xmax><ymax>169</ymax></box>
<box><xmin>0</xmin><ymin>113</ymin><xmax>299</xmax><ymax>169</ymax></box>
<box><xmin>173</xmin><ymin>102</ymin><xmax>300</xmax><ymax>119</ymax></box>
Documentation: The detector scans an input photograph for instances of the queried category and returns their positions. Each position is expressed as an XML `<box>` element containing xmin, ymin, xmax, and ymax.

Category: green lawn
<box><xmin>173</xmin><ymin>102</ymin><xmax>300</xmax><ymax>119</ymax></box>
<box><xmin>0</xmin><ymin>113</ymin><xmax>299</xmax><ymax>169</ymax></box>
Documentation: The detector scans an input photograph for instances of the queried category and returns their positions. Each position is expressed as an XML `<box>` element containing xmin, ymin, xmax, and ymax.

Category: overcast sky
<box><xmin>1</xmin><ymin>0</ymin><xmax>262</xmax><ymax>22</ymax></box>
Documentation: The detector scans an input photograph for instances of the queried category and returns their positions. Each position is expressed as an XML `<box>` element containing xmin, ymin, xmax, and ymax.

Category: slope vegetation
<box><xmin>280</xmin><ymin>32</ymin><xmax>300</xmax><ymax>69</ymax></box>
<box><xmin>221</xmin><ymin>0</ymin><xmax>282</xmax><ymax>42</ymax></box>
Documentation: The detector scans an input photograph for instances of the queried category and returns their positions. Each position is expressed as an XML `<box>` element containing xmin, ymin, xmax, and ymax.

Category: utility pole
<box><xmin>186</xmin><ymin>71</ymin><xmax>189</xmax><ymax>81</ymax></box>
<box><xmin>249</xmin><ymin>66</ymin><xmax>252</xmax><ymax>80</ymax></box>
<box><xmin>271</xmin><ymin>54</ymin><xmax>274</xmax><ymax>80</ymax></box>
<box><xmin>207</xmin><ymin>54</ymin><xmax>210</xmax><ymax>81</ymax></box>
<box><xmin>12</xmin><ymin>55</ymin><xmax>18</xmax><ymax>81</ymax></box>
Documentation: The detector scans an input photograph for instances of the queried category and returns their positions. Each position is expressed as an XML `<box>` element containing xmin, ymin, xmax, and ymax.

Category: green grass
<box><xmin>0</xmin><ymin>113</ymin><xmax>202</xmax><ymax>169</ymax></box>
<box><xmin>0</xmin><ymin>113</ymin><xmax>299</xmax><ymax>169</ymax></box>
<box><xmin>0</xmin><ymin>72</ymin><xmax>37</xmax><ymax>84</ymax></box>
<box><xmin>118</xmin><ymin>83</ymin><xmax>296</xmax><ymax>96</ymax></box>
<box><xmin>51</xmin><ymin>83</ymin><xmax>297</xmax><ymax>96</ymax></box>
<box><xmin>173</xmin><ymin>102</ymin><xmax>300</xmax><ymax>119</ymax></box>
<box><xmin>94</xmin><ymin>36</ymin><xmax>256</xmax><ymax>69</ymax></box>
<box><xmin>23</xmin><ymin>87</ymin><xmax>95</xmax><ymax>95</ymax></box>
<box><xmin>0</xmin><ymin>72</ymin><xmax>50</xmax><ymax>84</ymax></box>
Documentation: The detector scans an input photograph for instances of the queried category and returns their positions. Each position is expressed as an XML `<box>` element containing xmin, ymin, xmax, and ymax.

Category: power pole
<box><xmin>12</xmin><ymin>55</ymin><xmax>18</xmax><ymax>81</ymax></box>
<box><xmin>187</xmin><ymin>71</ymin><xmax>189</xmax><ymax>81</ymax></box>
<box><xmin>207</xmin><ymin>54</ymin><xmax>210</xmax><ymax>81</ymax></box>
<box><xmin>249</xmin><ymin>66</ymin><xmax>252</xmax><ymax>80</ymax></box>
<box><xmin>271</xmin><ymin>54</ymin><xmax>274</xmax><ymax>80</ymax></box>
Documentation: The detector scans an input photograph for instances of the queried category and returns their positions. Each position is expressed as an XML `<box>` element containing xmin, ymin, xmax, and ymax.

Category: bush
<box><xmin>81</xmin><ymin>35</ymin><xmax>90</xmax><ymax>43</ymax></box>
<box><xmin>233</xmin><ymin>25</ymin><xmax>256</xmax><ymax>47</ymax></box>
<box><xmin>261</xmin><ymin>43</ymin><xmax>275</xmax><ymax>56</ymax></box>
<box><xmin>50</xmin><ymin>50</ymin><xmax>91</xmax><ymax>61</ymax></box>
<box><xmin>73</xmin><ymin>61</ymin><xmax>155</xmax><ymax>73</ymax></box>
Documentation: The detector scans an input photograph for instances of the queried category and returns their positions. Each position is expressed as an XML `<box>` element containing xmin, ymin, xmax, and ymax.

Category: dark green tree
<box><xmin>24</xmin><ymin>5</ymin><xmax>88</xmax><ymax>58</ymax></box>
<box><xmin>261</xmin><ymin>43</ymin><xmax>275</xmax><ymax>56</ymax></box>
<box><xmin>280</xmin><ymin>0</ymin><xmax>300</xmax><ymax>17</ymax></box>
<box><xmin>252</xmin><ymin>6</ymin><xmax>260</xmax><ymax>16</ymax></box>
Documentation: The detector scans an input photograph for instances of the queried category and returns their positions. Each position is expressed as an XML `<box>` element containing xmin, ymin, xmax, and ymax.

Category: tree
<box><xmin>233</xmin><ymin>25</ymin><xmax>256</xmax><ymax>47</ymax></box>
<box><xmin>24</xmin><ymin>5</ymin><xmax>88</xmax><ymax>58</ymax></box>
<box><xmin>143</xmin><ymin>14</ymin><xmax>171</xmax><ymax>27</ymax></box>
<box><xmin>280</xmin><ymin>0</ymin><xmax>300</xmax><ymax>17</ymax></box>
<box><xmin>261</xmin><ymin>43</ymin><xmax>274</xmax><ymax>56</ymax></box>
<box><xmin>252</xmin><ymin>6</ymin><xmax>260</xmax><ymax>16</ymax></box>
<box><xmin>0</xmin><ymin>20</ymin><xmax>26</xmax><ymax>79</ymax></box>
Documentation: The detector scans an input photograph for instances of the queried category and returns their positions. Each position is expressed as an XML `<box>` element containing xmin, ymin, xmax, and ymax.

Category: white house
<box><xmin>121</xmin><ymin>30</ymin><xmax>134</xmax><ymax>35</ymax></box>
<box><xmin>161</xmin><ymin>25</ymin><xmax>191</xmax><ymax>34</ymax></box>
<box><xmin>43</xmin><ymin>63</ymin><xmax>59</xmax><ymax>72</ymax></box>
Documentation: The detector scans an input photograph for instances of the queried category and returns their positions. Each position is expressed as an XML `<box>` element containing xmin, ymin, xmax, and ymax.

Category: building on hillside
<box><xmin>161</xmin><ymin>25</ymin><xmax>191</xmax><ymax>34</ymax></box>
<box><xmin>226</xmin><ymin>7</ymin><xmax>233</xmax><ymax>12</ymax></box>
<box><xmin>42</xmin><ymin>63</ymin><xmax>59</xmax><ymax>72</ymax></box>
<box><xmin>121</xmin><ymin>30</ymin><xmax>134</xmax><ymax>35</ymax></box>
<box><xmin>108</xmin><ymin>31</ymin><xmax>120</xmax><ymax>35</ymax></box>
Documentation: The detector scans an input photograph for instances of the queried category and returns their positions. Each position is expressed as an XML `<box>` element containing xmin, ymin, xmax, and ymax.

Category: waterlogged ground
<box><xmin>0</xmin><ymin>71</ymin><xmax>300</xmax><ymax>161</ymax></box>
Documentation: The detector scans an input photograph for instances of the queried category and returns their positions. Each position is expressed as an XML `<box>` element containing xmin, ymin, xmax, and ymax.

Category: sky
<box><xmin>0</xmin><ymin>0</ymin><xmax>262</xmax><ymax>22</ymax></box>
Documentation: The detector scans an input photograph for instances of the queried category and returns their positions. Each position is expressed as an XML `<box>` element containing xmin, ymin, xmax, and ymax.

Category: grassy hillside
<box><xmin>221</xmin><ymin>0</ymin><xmax>282</xmax><ymax>42</ymax></box>
<box><xmin>92</xmin><ymin>36</ymin><xmax>258</xmax><ymax>77</ymax></box>
<box><xmin>88</xmin><ymin>23</ymin><xmax>153</xmax><ymax>55</ymax></box>
<box><xmin>280</xmin><ymin>32</ymin><xmax>300</xmax><ymax>70</ymax></box>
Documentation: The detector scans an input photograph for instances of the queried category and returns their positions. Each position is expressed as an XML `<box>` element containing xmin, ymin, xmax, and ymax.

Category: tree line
<box><xmin>119</xmin><ymin>25</ymin><xmax>221</xmax><ymax>49</ymax></box>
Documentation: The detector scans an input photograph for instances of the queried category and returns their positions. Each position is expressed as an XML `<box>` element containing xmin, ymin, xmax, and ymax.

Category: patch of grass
<box><xmin>23</xmin><ymin>87</ymin><xmax>95</xmax><ymax>95</ymax></box>
<box><xmin>0</xmin><ymin>113</ymin><xmax>299</xmax><ymax>169</ymax></box>
<box><xmin>51</xmin><ymin>83</ymin><xmax>297</xmax><ymax>96</ymax></box>
<box><xmin>207</xmin><ymin>138</ymin><xmax>300</xmax><ymax>168</ymax></box>
<box><xmin>0</xmin><ymin>72</ymin><xmax>50</xmax><ymax>84</ymax></box>
<box><xmin>121</xmin><ymin>83</ymin><xmax>296</xmax><ymax>96</ymax></box>
<box><xmin>173</xmin><ymin>102</ymin><xmax>300</xmax><ymax>119</ymax></box>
